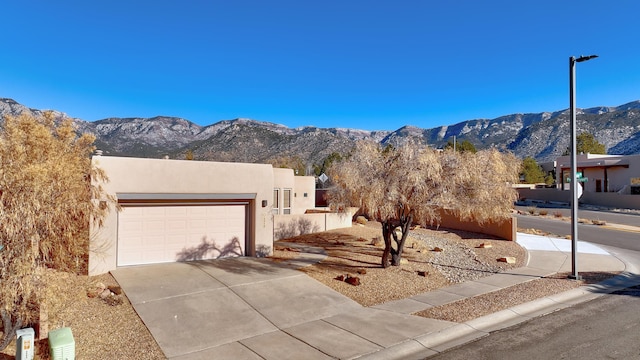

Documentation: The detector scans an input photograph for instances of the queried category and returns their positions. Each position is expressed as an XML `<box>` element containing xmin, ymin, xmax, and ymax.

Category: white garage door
<box><xmin>117</xmin><ymin>205</ymin><xmax>246</xmax><ymax>266</ymax></box>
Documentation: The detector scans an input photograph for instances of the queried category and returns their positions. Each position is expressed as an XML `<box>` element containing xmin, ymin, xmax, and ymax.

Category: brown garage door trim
<box><xmin>116</xmin><ymin>193</ymin><xmax>257</xmax><ymax>257</ymax></box>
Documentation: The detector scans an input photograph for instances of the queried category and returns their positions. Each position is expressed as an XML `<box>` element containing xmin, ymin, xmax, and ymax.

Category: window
<box><xmin>283</xmin><ymin>189</ymin><xmax>292</xmax><ymax>214</ymax></box>
<box><xmin>272</xmin><ymin>189</ymin><xmax>279</xmax><ymax>214</ymax></box>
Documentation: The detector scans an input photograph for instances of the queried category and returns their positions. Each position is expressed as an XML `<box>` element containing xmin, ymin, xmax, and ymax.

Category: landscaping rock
<box><xmin>356</xmin><ymin>268</ymin><xmax>367</xmax><ymax>275</ymax></box>
<box><xmin>345</xmin><ymin>275</ymin><xmax>360</xmax><ymax>286</ymax></box>
<box><xmin>335</xmin><ymin>275</ymin><xmax>345</xmax><ymax>281</ymax></box>
<box><xmin>99</xmin><ymin>289</ymin><xmax>112</xmax><ymax>299</ymax></box>
<box><xmin>498</xmin><ymin>256</ymin><xmax>516</xmax><ymax>264</ymax></box>
<box><xmin>108</xmin><ymin>285</ymin><xmax>122</xmax><ymax>295</ymax></box>
<box><xmin>433</xmin><ymin>247</ymin><xmax>444</xmax><ymax>252</ymax></box>
<box><xmin>356</xmin><ymin>216</ymin><xmax>368</xmax><ymax>225</ymax></box>
<box><xmin>370</xmin><ymin>237</ymin><xmax>383</xmax><ymax>247</ymax></box>
<box><xmin>417</xmin><ymin>271</ymin><xmax>428</xmax><ymax>277</ymax></box>
<box><xmin>104</xmin><ymin>295</ymin><xmax>124</xmax><ymax>306</ymax></box>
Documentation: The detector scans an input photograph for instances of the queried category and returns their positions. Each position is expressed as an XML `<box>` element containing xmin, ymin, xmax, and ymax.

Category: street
<box><xmin>426</xmin><ymin>208</ymin><xmax>640</xmax><ymax>360</ymax></box>
<box><xmin>427</xmin><ymin>285</ymin><xmax>640</xmax><ymax>360</ymax></box>
<box><xmin>516</xmin><ymin>212</ymin><xmax>640</xmax><ymax>252</ymax></box>
<box><xmin>514</xmin><ymin>205</ymin><xmax>640</xmax><ymax>228</ymax></box>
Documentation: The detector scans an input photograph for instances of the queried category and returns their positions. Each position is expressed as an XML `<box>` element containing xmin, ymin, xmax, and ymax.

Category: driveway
<box><xmin>111</xmin><ymin>258</ymin><xmax>456</xmax><ymax>359</ymax></box>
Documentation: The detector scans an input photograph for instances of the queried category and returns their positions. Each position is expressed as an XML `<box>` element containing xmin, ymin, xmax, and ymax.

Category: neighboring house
<box><xmin>555</xmin><ymin>153</ymin><xmax>640</xmax><ymax>194</ymax></box>
<box><xmin>518</xmin><ymin>153</ymin><xmax>640</xmax><ymax>209</ymax></box>
<box><xmin>88</xmin><ymin>156</ymin><xmax>334</xmax><ymax>276</ymax></box>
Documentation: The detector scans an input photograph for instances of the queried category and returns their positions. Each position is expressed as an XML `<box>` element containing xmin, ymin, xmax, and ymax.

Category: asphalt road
<box><xmin>516</xmin><ymin>213</ymin><xmax>640</xmax><ymax>252</ymax></box>
<box><xmin>426</xmin><ymin>285</ymin><xmax>640</xmax><ymax>360</ymax></box>
<box><xmin>514</xmin><ymin>205</ymin><xmax>640</xmax><ymax>227</ymax></box>
<box><xmin>424</xmin><ymin>208</ymin><xmax>640</xmax><ymax>359</ymax></box>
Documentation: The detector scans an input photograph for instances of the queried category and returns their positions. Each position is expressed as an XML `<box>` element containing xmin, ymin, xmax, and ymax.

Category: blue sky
<box><xmin>2</xmin><ymin>1</ymin><xmax>639</xmax><ymax>131</ymax></box>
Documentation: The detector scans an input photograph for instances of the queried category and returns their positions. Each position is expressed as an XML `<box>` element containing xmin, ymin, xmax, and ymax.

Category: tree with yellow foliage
<box><xmin>328</xmin><ymin>141</ymin><xmax>519</xmax><ymax>268</ymax></box>
<box><xmin>0</xmin><ymin>112</ymin><xmax>114</xmax><ymax>350</ymax></box>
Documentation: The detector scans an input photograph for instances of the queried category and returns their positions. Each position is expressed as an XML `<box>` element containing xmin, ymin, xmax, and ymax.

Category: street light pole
<box><xmin>569</xmin><ymin>54</ymin><xmax>598</xmax><ymax>280</ymax></box>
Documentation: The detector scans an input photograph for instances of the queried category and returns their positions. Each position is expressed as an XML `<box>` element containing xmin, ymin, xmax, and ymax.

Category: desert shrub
<box><xmin>328</xmin><ymin>141</ymin><xmax>519</xmax><ymax>267</ymax></box>
<box><xmin>0</xmin><ymin>113</ymin><xmax>115</xmax><ymax>350</ymax></box>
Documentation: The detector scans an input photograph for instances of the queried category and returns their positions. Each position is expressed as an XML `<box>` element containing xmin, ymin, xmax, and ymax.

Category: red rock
<box><xmin>345</xmin><ymin>276</ymin><xmax>360</xmax><ymax>286</ymax></box>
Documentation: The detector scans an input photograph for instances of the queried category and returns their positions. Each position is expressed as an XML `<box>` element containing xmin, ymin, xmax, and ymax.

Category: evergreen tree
<box><xmin>520</xmin><ymin>156</ymin><xmax>546</xmax><ymax>183</ymax></box>
<box><xmin>563</xmin><ymin>132</ymin><xmax>606</xmax><ymax>155</ymax></box>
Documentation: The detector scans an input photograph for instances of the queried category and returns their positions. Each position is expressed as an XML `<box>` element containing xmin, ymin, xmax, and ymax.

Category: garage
<box><xmin>89</xmin><ymin>156</ymin><xmax>273</xmax><ymax>275</ymax></box>
<box><xmin>117</xmin><ymin>201</ymin><xmax>249</xmax><ymax>267</ymax></box>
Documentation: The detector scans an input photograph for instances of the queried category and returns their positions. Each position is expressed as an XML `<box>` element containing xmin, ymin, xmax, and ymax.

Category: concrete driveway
<box><xmin>111</xmin><ymin>258</ymin><xmax>456</xmax><ymax>359</ymax></box>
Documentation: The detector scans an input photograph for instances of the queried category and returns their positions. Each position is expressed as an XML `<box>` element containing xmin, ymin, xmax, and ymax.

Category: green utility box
<box><xmin>48</xmin><ymin>327</ymin><xmax>75</xmax><ymax>360</ymax></box>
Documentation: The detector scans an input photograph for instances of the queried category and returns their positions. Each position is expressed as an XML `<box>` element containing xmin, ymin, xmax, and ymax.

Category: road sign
<box><xmin>567</xmin><ymin>177</ymin><xmax>589</xmax><ymax>183</ymax></box>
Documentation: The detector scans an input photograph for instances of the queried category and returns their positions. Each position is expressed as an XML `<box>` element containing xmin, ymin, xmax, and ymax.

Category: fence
<box><xmin>517</xmin><ymin>188</ymin><xmax>640</xmax><ymax>210</ymax></box>
<box><xmin>273</xmin><ymin>207</ymin><xmax>357</xmax><ymax>240</ymax></box>
<box><xmin>436</xmin><ymin>210</ymin><xmax>516</xmax><ymax>241</ymax></box>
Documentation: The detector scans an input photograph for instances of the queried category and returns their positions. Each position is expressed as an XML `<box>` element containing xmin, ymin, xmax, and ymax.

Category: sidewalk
<box><xmin>358</xmin><ymin>233</ymin><xmax>639</xmax><ymax>359</ymax></box>
<box><xmin>113</xmin><ymin>233</ymin><xmax>640</xmax><ymax>360</ymax></box>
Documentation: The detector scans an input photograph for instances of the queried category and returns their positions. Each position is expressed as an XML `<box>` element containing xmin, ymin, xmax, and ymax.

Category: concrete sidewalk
<box><xmin>111</xmin><ymin>233</ymin><xmax>640</xmax><ymax>360</ymax></box>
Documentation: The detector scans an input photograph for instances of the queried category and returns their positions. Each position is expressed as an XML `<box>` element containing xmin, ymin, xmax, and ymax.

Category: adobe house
<box><xmin>517</xmin><ymin>153</ymin><xmax>640</xmax><ymax>210</ymax></box>
<box><xmin>88</xmin><ymin>156</ymin><xmax>322</xmax><ymax>275</ymax></box>
<box><xmin>555</xmin><ymin>153</ymin><xmax>640</xmax><ymax>194</ymax></box>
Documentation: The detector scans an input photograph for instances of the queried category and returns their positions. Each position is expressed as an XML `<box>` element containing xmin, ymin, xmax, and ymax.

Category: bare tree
<box><xmin>0</xmin><ymin>113</ymin><xmax>115</xmax><ymax>349</ymax></box>
<box><xmin>328</xmin><ymin>141</ymin><xmax>519</xmax><ymax>268</ymax></box>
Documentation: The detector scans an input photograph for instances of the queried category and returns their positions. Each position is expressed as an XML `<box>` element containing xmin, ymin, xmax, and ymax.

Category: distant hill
<box><xmin>2</xmin><ymin>97</ymin><xmax>640</xmax><ymax>165</ymax></box>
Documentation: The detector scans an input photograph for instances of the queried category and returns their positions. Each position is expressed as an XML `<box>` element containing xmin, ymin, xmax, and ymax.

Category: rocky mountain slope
<box><xmin>2</xmin><ymin>97</ymin><xmax>640</xmax><ymax>165</ymax></box>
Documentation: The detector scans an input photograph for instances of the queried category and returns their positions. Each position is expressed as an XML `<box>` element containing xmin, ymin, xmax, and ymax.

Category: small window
<box><xmin>272</xmin><ymin>189</ymin><xmax>279</xmax><ymax>214</ymax></box>
<box><xmin>283</xmin><ymin>189</ymin><xmax>292</xmax><ymax>214</ymax></box>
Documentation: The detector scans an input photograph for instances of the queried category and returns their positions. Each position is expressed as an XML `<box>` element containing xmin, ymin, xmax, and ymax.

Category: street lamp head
<box><xmin>576</xmin><ymin>54</ymin><xmax>599</xmax><ymax>62</ymax></box>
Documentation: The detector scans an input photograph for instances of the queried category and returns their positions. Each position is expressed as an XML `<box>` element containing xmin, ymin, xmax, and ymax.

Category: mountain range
<box><xmin>2</xmin><ymin>97</ymin><xmax>640</xmax><ymax>166</ymax></box>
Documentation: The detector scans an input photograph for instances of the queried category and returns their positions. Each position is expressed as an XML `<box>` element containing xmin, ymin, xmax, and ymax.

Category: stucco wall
<box><xmin>581</xmin><ymin>192</ymin><xmax>640</xmax><ymax>210</ymax></box>
<box><xmin>293</xmin><ymin>176</ymin><xmax>316</xmax><ymax>213</ymax></box>
<box><xmin>517</xmin><ymin>188</ymin><xmax>571</xmax><ymax>203</ymax></box>
<box><xmin>437</xmin><ymin>210</ymin><xmax>517</xmax><ymax>241</ymax></box>
<box><xmin>90</xmin><ymin>156</ymin><xmax>275</xmax><ymax>275</ymax></box>
<box><xmin>273</xmin><ymin>208</ymin><xmax>357</xmax><ymax>240</ymax></box>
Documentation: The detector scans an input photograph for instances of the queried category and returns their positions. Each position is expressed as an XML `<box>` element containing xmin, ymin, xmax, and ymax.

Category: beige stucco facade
<box><xmin>518</xmin><ymin>153</ymin><xmax>640</xmax><ymax>210</ymax></box>
<box><xmin>272</xmin><ymin>168</ymin><xmax>316</xmax><ymax>215</ymax></box>
<box><xmin>555</xmin><ymin>153</ymin><xmax>640</xmax><ymax>193</ymax></box>
<box><xmin>90</xmin><ymin>156</ymin><xmax>276</xmax><ymax>275</ymax></box>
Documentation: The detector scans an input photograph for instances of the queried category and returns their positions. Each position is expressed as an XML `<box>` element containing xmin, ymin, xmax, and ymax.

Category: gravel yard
<box><xmin>273</xmin><ymin>221</ymin><xmax>615</xmax><ymax>318</ymax></box>
<box><xmin>272</xmin><ymin>221</ymin><xmax>528</xmax><ymax>307</ymax></box>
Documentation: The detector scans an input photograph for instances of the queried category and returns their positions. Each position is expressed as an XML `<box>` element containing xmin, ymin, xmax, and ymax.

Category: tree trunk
<box><xmin>0</xmin><ymin>309</ymin><xmax>23</xmax><ymax>351</ymax></box>
<box><xmin>381</xmin><ymin>221</ymin><xmax>392</xmax><ymax>268</ymax></box>
<box><xmin>391</xmin><ymin>215</ymin><xmax>412</xmax><ymax>266</ymax></box>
